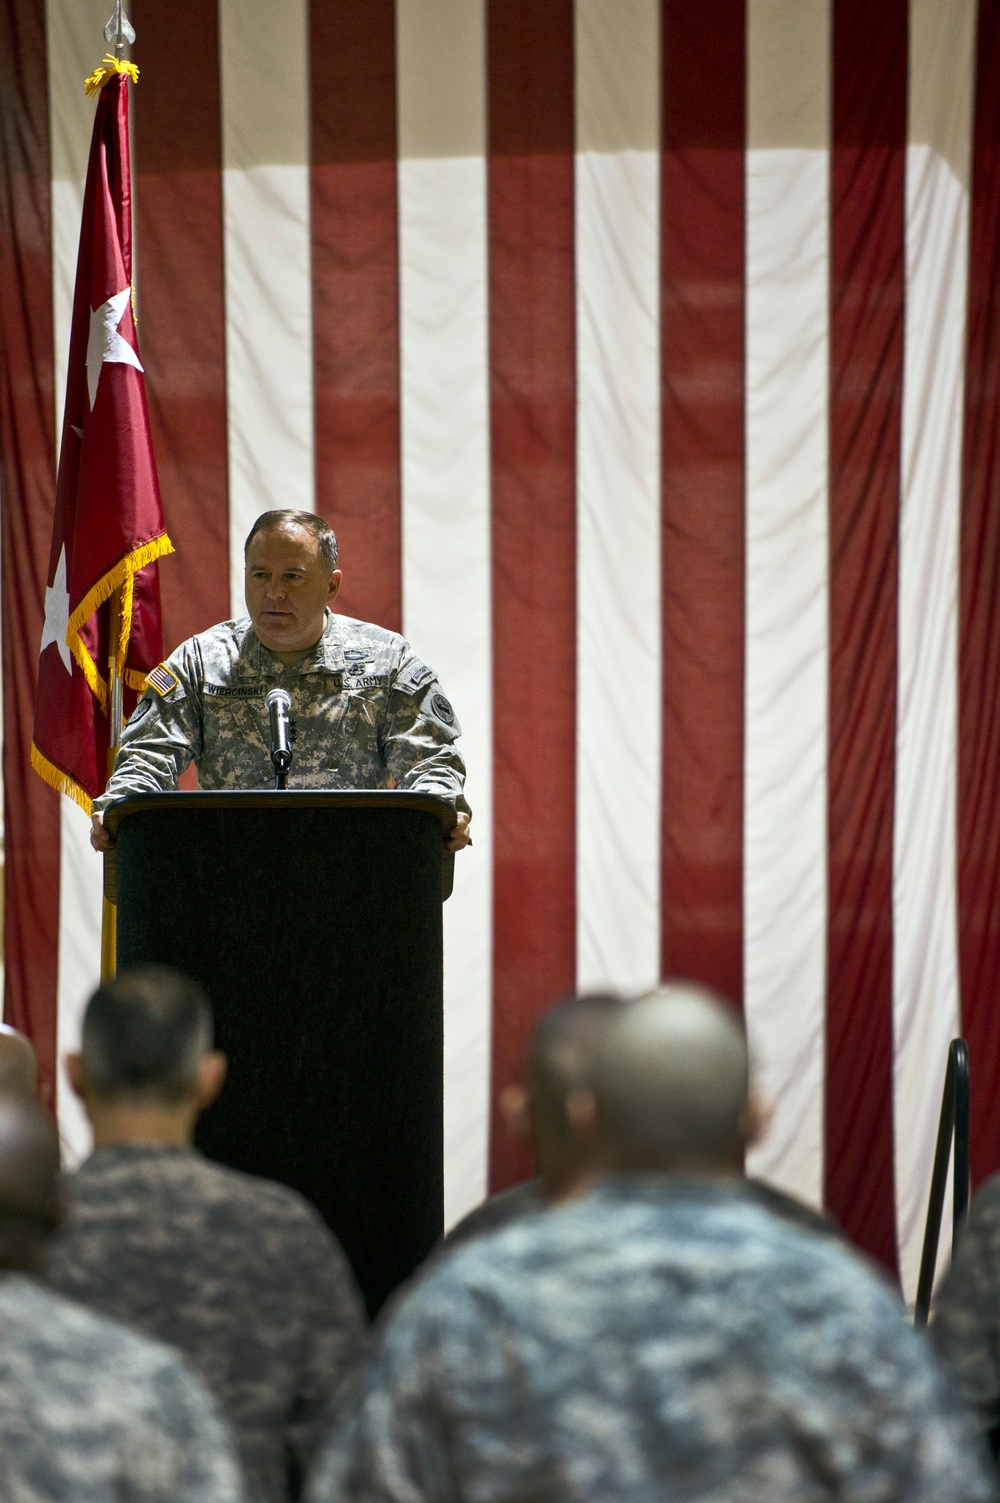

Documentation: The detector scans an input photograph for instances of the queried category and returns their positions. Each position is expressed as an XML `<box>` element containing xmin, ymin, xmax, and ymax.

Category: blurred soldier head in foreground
<box><xmin>502</xmin><ymin>990</ymin><xmax>623</xmax><ymax>1199</ymax></box>
<box><xmin>439</xmin><ymin>991</ymin><xmax>622</xmax><ymax>1255</ymax></box>
<box><xmin>0</xmin><ymin>1027</ymin><xmax>38</xmax><ymax>1098</ymax></box>
<box><xmin>0</xmin><ymin>1092</ymin><xmax>61</xmax><ymax>1275</ymax></box>
<box><xmin>67</xmin><ymin>965</ymin><xmax>226</xmax><ymax>1147</ymax></box>
<box><xmin>594</xmin><ymin>981</ymin><xmax>753</xmax><ymax>1174</ymax></box>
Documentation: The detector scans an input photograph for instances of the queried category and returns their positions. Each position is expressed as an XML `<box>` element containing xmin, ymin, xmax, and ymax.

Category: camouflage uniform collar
<box><xmin>235</xmin><ymin>612</ymin><xmax>345</xmax><ymax>679</ymax></box>
<box><xmin>594</xmin><ymin>1172</ymin><xmax>747</xmax><ymax>1208</ymax></box>
<box><xmin>85</xmin><ymin>1143</ymin><xmax>201</xmax><ymax>1163</ymax></box>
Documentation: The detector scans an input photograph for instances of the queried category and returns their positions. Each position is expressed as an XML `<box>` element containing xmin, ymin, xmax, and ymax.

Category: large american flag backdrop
<box><xmin>2</xmin><ymin>0</ymin><xmax>999</xmax><ymax>1299</ymax></box>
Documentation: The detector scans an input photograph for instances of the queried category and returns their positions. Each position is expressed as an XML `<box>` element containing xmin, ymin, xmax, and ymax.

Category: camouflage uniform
<box><xmin>48</xmin><ymin>1144</ymin><xmax>368</xmax><ymax>1503</ymax></box>
<box><xmin>932</xmin><ymin>1173</ymin><xmax>1000</xmax><ymax>1461</ymax></box>
<box><xmin>437</xmin><ymin>1179</ymin><xmax>545</xmax><ymax>1254</ymax></box>
<box><xmin>93</xmin><ymin>612</ymin><xmax>469</xmax><ymax>814</ymax></box>
<box><xmin>0</xmin><ymin>1271</ymin><xmax>244</xmax><ymax>1502</ymax></box>
<box><xmin>310</xmin><ymin>1178</ymin><xmax>996</xmax><ymax>1503</ymax></box>
<box><xmin>439</xmin><ymin>1175</ymin><xmax>841</xmax><ymax>1260</ymax></box>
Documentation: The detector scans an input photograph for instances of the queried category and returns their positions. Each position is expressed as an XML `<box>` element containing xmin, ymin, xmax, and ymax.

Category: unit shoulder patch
<box><xmin>432</xmin><ymin>693</ymin><xmax>455</xmax><ymax>725</ymax></box>
<box><xmin>145</xmin><ymin>663</ymin><xmax>180</xmax><ymax>697</ymax></box>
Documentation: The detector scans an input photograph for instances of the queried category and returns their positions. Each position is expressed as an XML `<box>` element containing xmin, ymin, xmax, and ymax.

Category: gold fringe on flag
<box><xmin>66</xmin><ymin>533</ymin><xmax>175</xmax><ymax>713</ymax></box>
<box><xmin>30</xmin><ymin>742</ymin><xmax>94</xmax><ymax>816</ymax></box>
<box><xmin>84</xmin><ymin>55</ymin><xmax>139</xmax><ymax>96</ymax></box>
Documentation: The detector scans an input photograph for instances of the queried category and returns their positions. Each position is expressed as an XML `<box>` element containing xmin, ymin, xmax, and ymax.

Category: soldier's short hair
<box><xmin>528</xmin><ymin>992</ymin><xmax>623</xmax><ymax>1138</ymax></box>
<box><xmin>81</xmin><ymin>966</ymin><xmax>213</xmax><ymax>1102</ymax></box>
<box><xmin>244</xmin><ymin>510</ymin><xmax>339</xmax><ymax>571</ymax></box>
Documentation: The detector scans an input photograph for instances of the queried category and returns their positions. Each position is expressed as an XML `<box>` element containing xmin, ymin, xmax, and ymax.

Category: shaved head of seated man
<box><xmin>48</xmin><ymin>965</ymin><xmax>367</xmax><ymax>1503</ymax></box>
<box><xmin>91</xmin><ymin>510</ymin><xmax>471</xmax><ymax>854</ymax></box>
<box><xmin>440</xmin><ymin>992</ymin><xmax>622</xmax><ymax>1252</ymax></box>
<box><xmin>0</xmin><ymin>1090</ymin><xmax>243</xmax><ymax>1503</ymax></box>
<box><xmin>308</xmin><ymin>982</ymin><xmax>994</xmax><ymax>1503</ymax></box>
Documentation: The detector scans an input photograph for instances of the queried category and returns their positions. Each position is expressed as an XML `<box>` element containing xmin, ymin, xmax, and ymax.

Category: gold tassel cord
<box><xmin>66</xmin><ymin>533</ymin><xmax>175</xmax><ymax>712</ymax></box>
<box><xmin>84</xmin><ymin>55</ymin><xmax>139</xmax><ymax>96</ymax></box>
<box><xmin>30</xmin><ymin>743</ymin><xmax>94</xmax><ymax>816</ymax></box>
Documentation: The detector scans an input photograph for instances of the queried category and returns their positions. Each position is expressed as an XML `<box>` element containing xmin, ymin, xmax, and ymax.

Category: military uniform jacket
<box><xmin>933</xmin><ymin>1172</ymin><xmax>1000</xmax><ymax>1459</ymax></box>
<box><xmin>48</xmin><ymin>1145</ymin><xmax>368</xmax><ymax>1503</ymax></box>
<box><xmin>0</xmin><ymin>1273</ymin><xmax>244</xmax><ymax>1503</ymax></box>
<box><xmin>309</xmin><ymin>1178</ymin><xmax>997</xmax><ymax>1503</ymax></box>
<box><xmin>94</xmin><ymin>613</ymin><xmax>469</xmax><ymax>814</ymax></box>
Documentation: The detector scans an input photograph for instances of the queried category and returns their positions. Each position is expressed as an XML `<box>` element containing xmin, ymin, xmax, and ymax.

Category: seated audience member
<box><xmin>441</xmin><ymin>992</ymin><xmax>622</xmax><ymax>1250</ymax></box>
<box><xmin>0</xmin><ymin>1089</ymin><xmax>243</xmax><ymax>1502</ymax></box>
<box><xmin>48</xmin><ymin>966</ymin><xmax>367</xmax><ymax>1503</ymax></box>
<box><xmin>308</xmin><ymin>983</ymin><xmax>994</xmax><ymax>1503</ymax></box>
<box><xmin>0</xmin><ymin>1025</ymin><xmax>37</xmax><ymax>1096</ymax></box>
<box><xmin>932</xmin><ymin>1178</ymin><xmax>1000</xmax><ymax>1462</ymax></box>
<box><xmin>443</xmin><ymin>989</ymin><xmax>840</xmax><ymax>1256</ymax></box>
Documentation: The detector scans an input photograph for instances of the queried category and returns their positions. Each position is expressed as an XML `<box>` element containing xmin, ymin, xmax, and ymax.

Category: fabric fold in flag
<box><xmin>31</xmin><ymin>64</ymin><xmax>172</xmax><ymax>814</ymax></box>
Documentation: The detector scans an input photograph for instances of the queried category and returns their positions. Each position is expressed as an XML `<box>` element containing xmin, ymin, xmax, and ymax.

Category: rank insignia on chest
<box><xmin>145</xmin><ymin>663</ymin><xmax>180</xmax><ymax>697</ymax></box>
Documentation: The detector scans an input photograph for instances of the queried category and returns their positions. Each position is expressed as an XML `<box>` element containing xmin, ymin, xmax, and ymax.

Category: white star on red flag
<box><xmin>39</xmin><ymin>545</ymin><xmax>72</xmax><ymax>675</ymax></box>
<box><xmin>86</xmin><ymin>285</ymin><xmax>143</xmax><ymax>410</ymax></box>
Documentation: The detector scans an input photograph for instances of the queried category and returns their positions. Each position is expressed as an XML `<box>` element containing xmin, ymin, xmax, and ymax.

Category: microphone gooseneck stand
<box><xmin>265</xmin><ymin>687</ymin><xmax>294</xmax><ymax>790</ymax></box>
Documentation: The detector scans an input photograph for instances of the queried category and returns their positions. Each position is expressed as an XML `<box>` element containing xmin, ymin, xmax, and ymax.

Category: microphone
<box><xmin>265</xmin><ymin>688</ymin><xmax>293</xmax><ymax>784</ymax></box>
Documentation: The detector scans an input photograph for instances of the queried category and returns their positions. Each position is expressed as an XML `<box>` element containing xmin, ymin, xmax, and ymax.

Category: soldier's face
<box><xmin>245</xmin><ymin>526</ymin><xmax>342</xmax><ymax>653</ymax></box>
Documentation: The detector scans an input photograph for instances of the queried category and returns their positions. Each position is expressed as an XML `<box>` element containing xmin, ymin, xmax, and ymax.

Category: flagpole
<box><xmin>100</xmin><ymin>585</ymin><xmax>124</xmax><ymax>981</ymax></box>
<box><xmin>97</xmin><ymin>0</ymin><xmax>135</xmax><ymax>983</ymax></box>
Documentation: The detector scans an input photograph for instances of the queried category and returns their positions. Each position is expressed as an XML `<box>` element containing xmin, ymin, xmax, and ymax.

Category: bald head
<box><xmin>0</xmin><ymin>1026</ymin><xmax>37</xmax><ymax>1097</ymax></box>
<box><xmin>594</xmin><ymin>983</ymin><xmax>750</xmax><ymax>1173</ymax></box>
<box><xmin>0</xmin><ymin>1093</ymin><xmax>61</xmax><ymax>1271</ymax></box>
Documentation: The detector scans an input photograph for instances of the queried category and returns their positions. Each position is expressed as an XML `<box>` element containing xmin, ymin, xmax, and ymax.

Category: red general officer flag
<box><xmin>31</xmin><ymin>57</ymin><xmax>172</xmax><ymax>813</ymax></box>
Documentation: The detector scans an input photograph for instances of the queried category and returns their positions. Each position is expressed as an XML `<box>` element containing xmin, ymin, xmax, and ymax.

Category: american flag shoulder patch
<box><xmin>145</xmin><ymin>663</ymin><xmax>180</xmax><ymax>698</ymax></box>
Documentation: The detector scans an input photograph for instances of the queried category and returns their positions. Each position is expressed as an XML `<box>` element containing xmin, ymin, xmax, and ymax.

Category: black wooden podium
<box><xmin>104</xmin><ymin>790</ymin><xmax>455</xmax><ymax>1316</ymax></box>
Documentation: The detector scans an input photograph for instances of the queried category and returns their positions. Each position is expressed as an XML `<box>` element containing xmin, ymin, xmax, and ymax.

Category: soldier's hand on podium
<box><xmin>90</xmin><ymin>813</ymin><xmax>115</xmax><ymax>852</ymax></box>
<box><xmin>447</xmin><ymin>811</ymin><xmax>472</xmax><ymax>852</ymax></box>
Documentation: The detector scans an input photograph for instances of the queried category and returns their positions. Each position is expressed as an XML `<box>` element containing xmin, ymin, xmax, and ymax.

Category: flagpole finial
<box><xmin>103</xmin><ymin>1</ymin><xmax>135</xmax><ymax>55</ymax></box>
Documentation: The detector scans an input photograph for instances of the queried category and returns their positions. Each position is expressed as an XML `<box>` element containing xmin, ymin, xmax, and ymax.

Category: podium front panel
<box><xmin>112</xmin><ymin>794</ymin><xmax>446</xmax><ymax>1315</ymax></box>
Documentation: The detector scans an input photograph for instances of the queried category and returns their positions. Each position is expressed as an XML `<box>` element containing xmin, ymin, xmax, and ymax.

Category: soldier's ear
<box><xmin>327</xmin><ymin>570</ymin><xmax>343</xmax><ymax>604</ymax></box>
<box><xmin>565</xmin><ymin>1086</ymin><xmax>598</xmax><ymax>1143</ymax></box>
<box><xmin>742</xmin><ymin>1094</ymin><xmax>771</xmax><ymax>1148</ymax></box>
<box><xmin>194</xmin><ymin>1051</ymin><xmax>227</xmax><ymax>1111</ymax></box>
<box><xmin>65</xmin><ymin>1053</ymin><xmax>86</xmax><ymax>1101</ymax></box>
<box><xmin>499</xmin><ymin>1084</ymin><xmax>530</xmax><ymax>1143</ymax></box>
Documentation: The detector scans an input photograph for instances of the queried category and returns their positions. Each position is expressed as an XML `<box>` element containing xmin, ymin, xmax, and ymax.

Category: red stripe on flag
<box><xmin>133</xmin><ymin>0</ymin><xmax>230</xmax><ymax>650</ymax></box>
<box><xmin>487</xmin><ymin>0</ymin><xmax>577</xmax><ymax>1190</ymax></box>
<box><xmin>310</xmin><ymin>0</ymin><xmax>402</xmax><ymax>632</ymax></box>
<box><xmin>659</xmin><ymin>0</ymin><xmax>745</xmax><ymax>1006</ymax></box>
<box><xmin>824</xmin><ymin>0</ymin><xmax>906</xmax><ymax>1272</ymax></box>
<box><xmin>959</xmin><ymin>0</ymin><xmax>1000</xmax><ymax>1188</ymax></box>
<box><xmin>0</xmin><ymin>0</ymin><xmax>61</xmax><ymax>1108</ymax></box>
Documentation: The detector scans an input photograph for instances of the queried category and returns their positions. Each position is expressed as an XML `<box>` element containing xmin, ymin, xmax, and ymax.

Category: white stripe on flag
<box><xmin>893</xmin><ymin>0</ymin><xmax>976</xmax><ymax>1303</ymax></box>
<box><xmin>396</xmin><ymin>0</ymin><xmax>492</xmax><ymax>1227</ymax></box>
<box><xmin>57</xmin><ymin>805</ymin><xmax>100</xmax><ymax>1166</ymax></box>
<box><xmin>743</xmin><ymin>0</ymin><xmax>831</xmax><ymax>1209</ymax></box>
<box><xmin>219</xmin><ymin>0</ymin><xmax>315</xmax><ymax>611</ymax></box>
<box><xmin>46</xmin><ymin>0</ymin><xmax>108</xmax><ymax>1164</ymax></box>
<box><xmin>574</xmin><ymin>0</ymin><xmax>662</xmax><ymax>996</ymax></box>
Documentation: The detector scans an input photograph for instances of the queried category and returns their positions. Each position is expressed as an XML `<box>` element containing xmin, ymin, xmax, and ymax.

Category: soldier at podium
<box><xmin>91</xmin><ymin>510</ymin><xmax>471</xmax><ymax>853</ymax></box>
